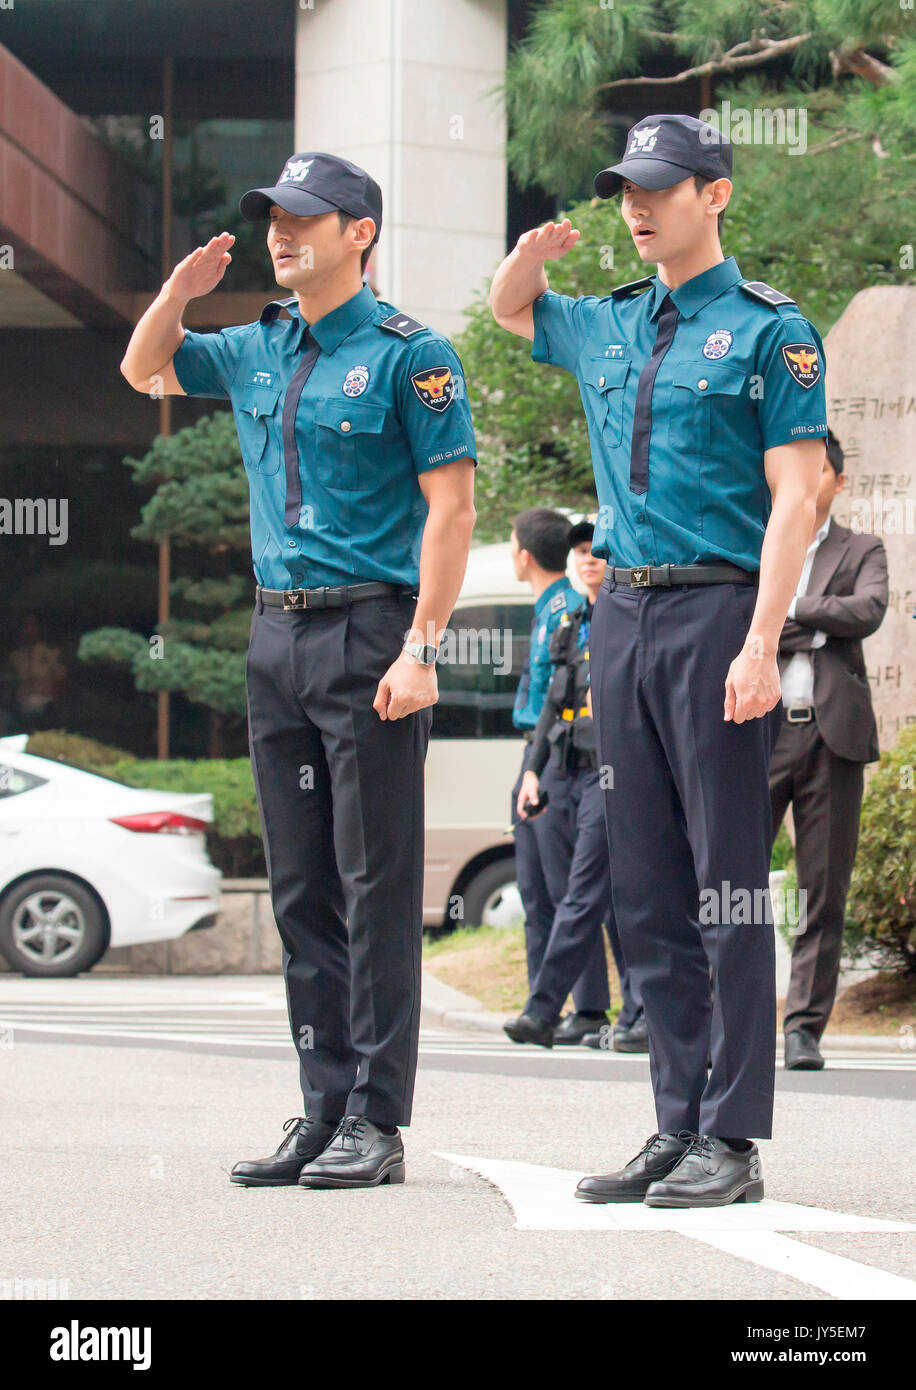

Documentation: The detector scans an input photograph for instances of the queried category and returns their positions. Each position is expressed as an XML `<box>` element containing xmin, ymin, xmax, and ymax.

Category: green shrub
<box><xmin>846</xmin><ymin>726</ymin><xmax>916</xmax><ymax>977</ymax></box>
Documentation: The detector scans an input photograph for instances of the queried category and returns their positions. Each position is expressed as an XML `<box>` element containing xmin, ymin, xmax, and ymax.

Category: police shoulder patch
<box><xmin>380</xmin><ymin>311</ymin><xmax>426</xmax><ymax>338</ymax></box>
<box><xmin>410</xmin><ymin>365</ymin><xmax>454</xmax><ymax>412</ymax></box>
<box><xmin>740</xmin><ymin>281</ymin><xmax>796</xmax><ymax>309</ymax></box>
<box><xmin>610</xmin><ymin>276</ymin><xmax>654</xmax><ymax>300</ymax></box>
<box><xmin>781</xmin><ymin>343</ymin><xmax>821</xmax><ymax>390</ymax></box>
<box><xmin>549</xmin><ymin>592</ymin><xmax>566</xmax><ymax>613</ymax></box>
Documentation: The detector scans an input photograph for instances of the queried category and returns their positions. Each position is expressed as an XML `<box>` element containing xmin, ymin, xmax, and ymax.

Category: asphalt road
<box><xmin>1</xmin><ymin>975</ymin><xmax>915</xmax><ymax>1303</ymax></box>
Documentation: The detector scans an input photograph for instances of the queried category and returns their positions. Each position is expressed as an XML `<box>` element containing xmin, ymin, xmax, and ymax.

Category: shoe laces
<box><xmin>333</xmin><ymin>1116</ymin><xmax>367</xmax><ymax>1149</ymax></box>
<box><xmin>276</xmin><ymin>1116</ymin><xmax>306</xmax><ymax>1153</ymax></box>
<box><xmin>683</xmin><ymin>1134</ymin><xmax>717</xmax><ymax>1160</ymax></box>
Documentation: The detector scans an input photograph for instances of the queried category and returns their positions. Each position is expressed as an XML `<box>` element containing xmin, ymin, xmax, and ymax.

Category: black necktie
<box><xmin>629</xmin><ymin>294</ymin><xmax>679</xmax><ymax>495</ymax></box>
<box><xmin>282</xmin><ymin>327</ymin><xmax>321</xmax><ymax>527</ymax></box>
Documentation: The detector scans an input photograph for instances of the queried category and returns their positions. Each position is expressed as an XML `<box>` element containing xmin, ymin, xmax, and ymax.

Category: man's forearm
<box><xmin>121</xmin><ymin>284</ymin><xmax>188</xmax><ymax>388</ymax></box>
<box><xmin>747</xmin><ymin>494</ymin><xmax>817</xmax><ymax>654</ymax></box>
<box><xmin>407</xmin><ymin>500</ymin><xmax>476</xmax><ymax>649</ymax></box>
<box><xmin>489</xmin><ymin>247</ymin><xmax>549</xmax><ymax>321</ymax></box>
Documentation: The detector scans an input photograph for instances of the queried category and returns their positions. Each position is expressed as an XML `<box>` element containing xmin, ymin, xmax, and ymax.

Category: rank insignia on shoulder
<box><xmin>410</xmin><ymin>365</ymin><xmax>454</xmax><ymax>412</ymax></box>
<box><xmin>611</xmin><ymin>276</ymin><xmax>654</xmax><ymax>300</ymax></box>
<box><xmin>781</xmin><ymin>343</ymin><xmax>821</xmax><ymax>389</ymax></box>
<box><xmin>380</xmin><ymin>311</ymin><xmax>426</xmax><ymax>338</ymax></box>
<box><xmin>549</xmin><ymin>593</ymin><xmax>566</xmax><ymax>613</ymax></box>
<box><xmin>740</xmin><ymin>281</ymin><xmax>796</xmax><ymax>309</ymax></box>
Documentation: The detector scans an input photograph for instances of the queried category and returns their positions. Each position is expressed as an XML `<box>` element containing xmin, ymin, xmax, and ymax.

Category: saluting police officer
<box><xmin>121</xmin><ymin>153</ymin><xmax>477</xmax><ymax>1190</ymax></box>
<box><xmin>490</xmin><ymin>115</ymin><xmax>828</xmax><ymax>1207</ymax></box>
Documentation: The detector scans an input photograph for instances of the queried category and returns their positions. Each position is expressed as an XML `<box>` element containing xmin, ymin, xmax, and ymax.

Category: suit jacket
<box><xmin>778</xmin><ymin>519</ymin><xmax>888</xmax><ymax>763</ymax></box>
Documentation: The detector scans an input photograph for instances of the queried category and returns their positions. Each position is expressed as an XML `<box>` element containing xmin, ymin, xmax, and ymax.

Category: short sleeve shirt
<box><xmin>172</xmin><ymin>284</ymin><xmax>477</xmax><ymax>589</ymax></box>
<box><xmin>532</xmin><ymin>257</ymin><xmax>828</xmax><ymax>571</ymax></box>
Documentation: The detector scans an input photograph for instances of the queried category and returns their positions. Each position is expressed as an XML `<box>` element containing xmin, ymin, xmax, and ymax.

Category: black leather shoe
<box><xmin>575</xmin><ymin>1131</ymin><xmax>693</xmax><ymax>1203</ymax></box>
<box><xmin>230</xmin><ymin>1115</ymin><xmax>338</xmax><ymax>1187</ymax></box>
<box><xmin>554</xmin><ymin>1011</ymin><xmax>606</xmax><ymax>1045</ymax></box>
<box><xmin>582</xmin><ymin>1023</ymin><xmax>614</xmax><ymax>1050</ymax></box>
<box><xmin>784</xmin><ymin>1027</ymin><xmax>825</xmax><ymax>1070</ymax></box>
<box><xmin>612</xmin><ymin>1016</ymin><xmax>649</xmax><ymax>1053</ymax></box>
<box><xmin>644</xmin><ymin>1135</ymin><xmax>764</xmax><ymax>1207</ymax></box>
<box><xmin>298</xmin><ymin>1116</ymin><xmax>405</xmax><ymax>1189</ymax></box>
<box><xmin>503</xmin><ymin>1012</ymin><xmax>554</xmax><ymax>1048</ymax></box>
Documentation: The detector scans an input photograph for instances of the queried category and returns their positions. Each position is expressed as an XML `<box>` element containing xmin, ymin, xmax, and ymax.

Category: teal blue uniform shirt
<box><xmin>513</xmin><ymin>577</ymin><xmax>585</xmax><ymax>730</ymax></box>
<box><xmin>172</xmin><ymin>284</ymin><xmax>477</xmax><ymax>589</ymax></box>
<box><xmin>532</xmin><ymin>256</ymin><xmax>828</xmax><ymax>571</ymax></box>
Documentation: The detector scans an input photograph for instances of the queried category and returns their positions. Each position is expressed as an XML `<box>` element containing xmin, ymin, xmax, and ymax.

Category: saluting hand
<box><xmin>167</xmin><ymin>233</ymin><xmax>236</xmax><ymax>300</ymax></box>
<box><xmin>374</xmin><ymin>652</ymin><xmax>438</xmax><ymax>722</ymax></box>
<box><xmin>515</xmin><ymin>219</ymin><xmax>580</xmax><ymax>263</ymax></box>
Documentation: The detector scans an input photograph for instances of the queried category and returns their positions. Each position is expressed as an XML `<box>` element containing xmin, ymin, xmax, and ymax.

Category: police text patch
<box><xmin>410</xmin><ymin>366</ymin><xmax>454</xmax><ymax>412</ymax></box>
<box><xmin>781</xmin><ymin>343</ymin><xmax>821</xmax><ymax>390</ymax></box>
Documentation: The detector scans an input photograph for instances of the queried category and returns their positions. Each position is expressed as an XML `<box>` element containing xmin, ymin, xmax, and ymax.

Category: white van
<box><xmin>422</xmin><ymin>539</ymin><xmax>585</xmax><ymax>930</ymax></box>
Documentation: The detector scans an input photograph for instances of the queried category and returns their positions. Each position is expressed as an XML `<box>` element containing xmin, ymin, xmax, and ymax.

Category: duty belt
<box><xmin>257</xmin><ymin>581</ymin><xmax>413</xmax><ymax>611</ymax></box>
<box><xmin>612</xmin><ymin>563</ymin><xmax>757</xmax><ymax>588</ymax></box>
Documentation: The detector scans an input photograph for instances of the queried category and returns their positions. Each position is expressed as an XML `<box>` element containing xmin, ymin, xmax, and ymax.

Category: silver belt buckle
<box><xmin>629</xmin><ymin>566</ymin><xmax>651</xmax><ymax>587</ymax></box>
<box><xmin>283</xmin><ymin>589</ymin><xmax>307</xmax><ymax>611</ymax></box>
<box><xmin>786</xmin><ymin>706</ymin><xmax>813</xmax><ymax>723</ymax></box>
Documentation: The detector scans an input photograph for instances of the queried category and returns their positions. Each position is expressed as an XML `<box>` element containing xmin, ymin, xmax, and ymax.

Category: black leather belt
<box><xmin>257</xmin><ymin>581</ymin><xmax>412</xmax><ymax>611</ymax></box>
<box><xmin>611</xmin><ymin>563</ymin><xmax>757</xmax><ymax>588</ymax></box>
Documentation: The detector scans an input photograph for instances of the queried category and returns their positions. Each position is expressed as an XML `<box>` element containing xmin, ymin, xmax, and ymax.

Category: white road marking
<box><xmin>437</xmin><ymin>1153</ymin><xmax>916</xmax><ymax>1301</ymax></box>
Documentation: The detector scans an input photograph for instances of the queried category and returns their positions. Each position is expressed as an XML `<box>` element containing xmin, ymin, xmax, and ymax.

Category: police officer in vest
<box><xmin>509</xmin><ymin>509</ymin><xmax>612</xmax><ymax>1038</ymax></box>
<box><xmin>491</xmin><ymin>115</ymin><xmax>827</xmax><ymax>1206</ymax></box>
<box><xmin>121</xmin><ymin>153</ymin><xmax>477</xmax><ymax>1189</ymax></box>
<box><xmin>504</xmin><ymin>518</ymin><xmax>645</xmax><ymax>1050</ymax></box>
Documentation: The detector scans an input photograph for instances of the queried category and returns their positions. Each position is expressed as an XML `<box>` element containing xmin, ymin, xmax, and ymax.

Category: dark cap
<box><xmin>594</xmin><ymin>114</ymin><xmax>732</xmax><ymax>198</ymax></box>
<box><xmin>239</xmin><ymin>152</ymin><xmax>382</xmax><ymax>242</ymax></box>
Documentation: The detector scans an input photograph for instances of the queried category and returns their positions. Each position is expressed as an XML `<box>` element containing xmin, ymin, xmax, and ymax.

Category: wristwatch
<box><xmin>402</xmin><ymin>641</ymin><xmax>438</xmax><ymax>667</ymax></box>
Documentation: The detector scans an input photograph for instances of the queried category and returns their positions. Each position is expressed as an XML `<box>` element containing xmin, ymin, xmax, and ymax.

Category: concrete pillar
<box><xmin>295</xmin><ymin>0</ymin><xmax>507</xmax><ymax>337</ymax></box>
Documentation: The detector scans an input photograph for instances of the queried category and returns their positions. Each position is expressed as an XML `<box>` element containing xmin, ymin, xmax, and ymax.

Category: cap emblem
<box><xmin>280</xmin><ymin>158</ymin><xmax>314</xmax><ymax>185</ymax></box>
<box><xmin>627</xmin><ymin>125</ymin><xmax>660</xmax><ymax>155</ymax></box>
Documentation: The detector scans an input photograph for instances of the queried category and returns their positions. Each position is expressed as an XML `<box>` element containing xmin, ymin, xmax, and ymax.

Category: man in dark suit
<box><xmin>770</xmin><ymin>430</ymin><xmax>888</xmax><ymax>1070</ymax></box>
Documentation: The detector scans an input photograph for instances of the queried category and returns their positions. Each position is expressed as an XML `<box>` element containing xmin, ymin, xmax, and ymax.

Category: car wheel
<box><xmin>0</xmin><ymin>876</ymin><xmax>108</xmax><ymax>977</ymax></box>
<box><xmin>457</xmin><ymin>859</ymin><xmax>524</xmax><ymax>930</ymax></box>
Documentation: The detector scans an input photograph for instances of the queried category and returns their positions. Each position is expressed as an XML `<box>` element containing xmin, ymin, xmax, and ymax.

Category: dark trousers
<box><xmin>589</xmin><ymin>576</ymin><xmax>782</xmax><ymax>1139</ymax></box>
<box><xmin>525</xmin><ymin>767</ymin><xmax>643</xmax><ymax>1027</ymax></box>
<box><xmin>769</xmin><ymin>718</ymin><xmax>865</xmax><ymax>1041</ymax></box>
<box><xmin>511</xmin><ymin>749</ymin><xmax>609</xmax><ymax>1012</ymax></box>
<box><xmin>245</xmin><ymin>591</ymin><xmax>432</xmax><ymax>1128</ymax></box>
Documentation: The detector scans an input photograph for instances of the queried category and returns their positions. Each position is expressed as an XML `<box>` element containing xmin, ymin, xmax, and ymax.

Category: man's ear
<box><xmin>835</xmin><ymin>471</ymin><xmax>846</xmax><ymax>492</ymax></box>
<box><xmin>351</xmin><ymin>217</ymin><xmax>376</xmax><ymax>255</ymax></box>
<box><xmin>707</xmin><ymin>177</ymin><xmax>732</xmax><ymax>216</ymax></box>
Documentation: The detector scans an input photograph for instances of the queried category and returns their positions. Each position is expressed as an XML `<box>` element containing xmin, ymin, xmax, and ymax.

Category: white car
<box><xmin>0</xmin><ymin>736</ymin><xmax>221</xmax><ymax>977</ymax></box>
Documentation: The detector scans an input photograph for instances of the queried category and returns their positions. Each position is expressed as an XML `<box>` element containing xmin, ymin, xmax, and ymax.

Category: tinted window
<box><xmin>432</xmin><ymin>602</ymin><xmax>532</xmax><ymax>738</ymax></box>
<box><xmin>0</xmin><ymin>765</ymin><xmax>49</xmax><ymax>799</ymax></box>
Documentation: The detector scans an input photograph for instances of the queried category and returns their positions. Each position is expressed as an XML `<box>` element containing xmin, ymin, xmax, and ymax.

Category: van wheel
<box><xmin>458</xmin><ymin>860</ymin><xmax>524</xmax><ymax>930</ymax></box>
<box><xmin>0</xmin><ymin>876</ymin><xmax>107</xmax><ymax>977</ymax></box>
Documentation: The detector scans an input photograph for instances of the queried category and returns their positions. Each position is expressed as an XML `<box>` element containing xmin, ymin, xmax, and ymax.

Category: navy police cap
<box><xmin>594</xmin><ymin>114</ymin><xmax>732</xmax><ymax>198</ymax></box>
<box><xmin>240</xmin><ymin>152</ymin><xmax>382</xmax><ymax>242</ymax></box>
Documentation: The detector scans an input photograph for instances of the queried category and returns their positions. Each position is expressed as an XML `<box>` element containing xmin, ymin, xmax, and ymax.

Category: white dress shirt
<box><xmin>781</xmin><ymin>516</ymin><xmax>830</xmax><ymax>709</ymax></box>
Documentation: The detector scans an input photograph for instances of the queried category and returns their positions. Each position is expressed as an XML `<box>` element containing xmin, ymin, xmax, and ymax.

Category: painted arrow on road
<box><xmin>438</xmin><ymin>1153</ymin><xmax>916</xmax><ymax>1300</ymax></box>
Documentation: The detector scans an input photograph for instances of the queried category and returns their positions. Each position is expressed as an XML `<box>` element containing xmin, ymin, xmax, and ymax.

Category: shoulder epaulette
<box><xmin>611</xmin><ymin>276</ymin><xmax>654</xmax><ymax>300</ymax></box>
<box><xmin>379</xmin><ymin>311</ymin><xmax>427</xmax><ymax>338</ymax></box>
<box><xmin>259</xmin><ymin>296</ymin><xmax>298</xmax><ymax>323</ymax></box>
<box><xmin>740</xmin><ymin>281</ymin><xmax>796</xmax><ymax>309</ymax></box>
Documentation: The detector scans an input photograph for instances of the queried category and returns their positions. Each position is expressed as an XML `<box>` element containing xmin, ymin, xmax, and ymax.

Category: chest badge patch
<box><xmin>702</xmin><ymin>330</ymin><xmax>733</xmax><ymax>360</ymax></box>
<box><xmin>342</xmin><ymin>365</ymin><xmax>370</xmax><ymax>398</ymax></box>
<box><xmin>781</xmin><ymin>343</ymin><xmax>821</xmax><ymax>389</ymax></box>
<box><xmin>410</xmin><ymin>366</ymin><xmax>454</xmax><ymax>412</ymax></box>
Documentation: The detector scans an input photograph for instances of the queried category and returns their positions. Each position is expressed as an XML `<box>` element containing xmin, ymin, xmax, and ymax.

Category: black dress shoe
<box><xmin>644</xmin><ymin>1135</ymin><xmax>764</xmax><ymax>1208</ymax></box>
<box><xmin>575</xmin><ymin>1131</ymin><xmax>693</xmax><ymax>1203</ymax></box>
<box><xmin>784</xmin><ymin>1027</ymin><xmax>825</xmax><ymax>1070</ymax></box>
<box><xmin>298</xmin><ymin>1117</ymin><xmax>405</xmax><ymax>1189</ymax></box>
<box><xmin>553</xmin><ymin>1011</ymin><xmax>606</xmax><ymax>1045</ymax></box>
<box><xmin>503</xmin><ymin>1012</ymin><xmax>554</xmax><ymax>1048</ymax></box>
<box><xmin>230</xmin><ymin>1115</ymin><xmax>338</xmax><ymax>1187</ymax></box>
<box><xmin>612</xmin><ymin>1016</ymin><xmax>649</xmax><ymax>1053</ymax></box>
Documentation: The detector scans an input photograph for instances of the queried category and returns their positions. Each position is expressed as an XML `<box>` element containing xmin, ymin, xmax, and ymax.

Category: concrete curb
<box><xmin>420</xmin><ymin>971</ymin><xmax>912</xmax><ymax>1052</ymax></box>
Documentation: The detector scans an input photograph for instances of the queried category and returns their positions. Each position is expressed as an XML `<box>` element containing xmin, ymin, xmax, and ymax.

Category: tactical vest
<box><xmin>545</xmin><ymin>607</ymin><xmax>597</xmax><ymax>772</ymax></box>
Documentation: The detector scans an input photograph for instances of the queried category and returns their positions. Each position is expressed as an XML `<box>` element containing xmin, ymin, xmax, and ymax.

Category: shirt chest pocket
<box><xmin>236</xmin><ymin>385</ymin><xmax>282</xmax><ymax>474</ymax></box>
<box><xmin>581</xmin><ymin>358</ymin><xmax>630</xmax><ymax>447</ymax></box>
<box><xmin>314</xmin><ymin>400</ymin><xmax>388</xmax><ymax>491</ymax></box>
<box><xmin>668</xmin><ymin>365</ymin><xmax>749</xmax><ymax>461</ymax></box>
